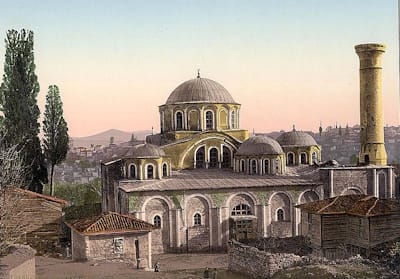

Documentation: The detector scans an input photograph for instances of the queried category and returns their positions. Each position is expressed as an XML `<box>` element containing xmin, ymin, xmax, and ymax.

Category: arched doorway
<box><xmin>195</xmin><ymin>147</ymin><xmax>205</xmax><ymax>168</ymax></box>
<box><xmin>209</xmin><ymin>148</ymin><xmax>218</xmax><ymax>168</ymax></box>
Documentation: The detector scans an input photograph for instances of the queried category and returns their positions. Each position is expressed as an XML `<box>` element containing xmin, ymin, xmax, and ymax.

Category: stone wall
<box><xmin>228</xmin><ymin>240</ymin><xmax>303</xmax><ymax>278</ymax></box>
<box><xmin>188</xmin><ymin>226</ymin><xmax>210</xmax><ymax>251</ymax></box>
<box><xmin>0</xmin><ymin>245</ymin><xmax>36</xmax><ymax>279</ymax></box>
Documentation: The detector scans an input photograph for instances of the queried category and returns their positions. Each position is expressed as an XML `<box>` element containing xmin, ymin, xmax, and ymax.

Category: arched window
<box><xmin>251</xmin><ymin>159</ymin><xmax>257</xmax><ymax>174</ymax></box>
<box><xmin>153</xmin><ymin>215</ymin><xmax>161</xmax><ymax>228</ymax></box>
<box><xmin>196</xmin><ymin>146</ymin><xmax>205</xmax><ymax>168</ymax></box>
<box><xmin>129</xmin><ymin>164</ymin><xmax>136</xmax><ymax>178</ymax></box>
<box><xmin>147</xmin><ymin>165</ymin><xmax>154</xmax><ymax>179</ymax></box>
<box><xmin>300</xmin><ymin>153</ymin><xmax>307</xmax><ymax>164</ymax></box>
<box><xmin>162</xmin><ymin>163</ymin><xmax>168</xmax><ymax>177</ymax></box>
<box><xmin>312</xmin><ymin>151</ymin><xmax>318</xmax><ymax>163</ymax></box>
<box><xmin>205</xmin><ymin>111</ymin><xmax>213</xmax><ymax>130</ymax></box>
<box><xmin>240</xmin><ymin>160</ymin><xmax>245</xmax><ymax>172</ymax></box>
<box><xmin>194</xmin><ymin>213</ymin><xmax>201</xmax><ymax>226</ymax></box>
<box><xmin>222</xmin><ymin>146</ymin><xmax>231</xmax><ymax>168</ymax></box>
<box><xmin>231</xmin><ymin>204</ymin><xmax>252</xmax><ymax>216</ymax></box>
<box><xmin>277</xmin><ymin>209</ymin><xmax>284</xmax><ymax>221</ymax></box>
<box><xmin>209</xmin><ymin>148</ymin><xmax>218</xmax><ymax>168</ymax></box>
<box><xmin>264</xmin><ymin>159</ymin><xmax>269</xmax><ymax>174</ymax></box>
<box><xmin>176</xmin><ymin>111</ymin><xmax>183</xmax><ymax>130</ymax></box>
<box><xmin>231</xmin><ymin>111</ymin><xmax>235</xmax><ymax>129</ymax></box>
<box><xmin>287</xmin><ymin>153</ymin><xmax>294</xmax><ymax>165</ymax></box>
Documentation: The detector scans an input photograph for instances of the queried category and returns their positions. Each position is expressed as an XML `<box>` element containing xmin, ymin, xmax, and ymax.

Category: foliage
<box><xmin>43</xmin><ymin>85</ymin><xmax>69</xmax><ymax>196</ymax></box>
<box><xmin>0</xmin><ymin>139</ymin><xmax>28</xmax><ymax>255</ymax></box>
<box><xmin>0</xmin><ymin>29</ymin><xmax>47</xmax><ymax>193</ymax></box>
<box><xmin>43</xmin><ymin>178</ymin><xmax>101</xmax><ymax>206</ymax></box>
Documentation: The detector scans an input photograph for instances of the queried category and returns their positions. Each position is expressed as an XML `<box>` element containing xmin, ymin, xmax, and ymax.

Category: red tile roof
<box><xmin>297</xmin><ymin>195</ymin><xmax>400</xmax><ymax>217</ymax></box>
<box><xmin>10</xmin><ymin>187</ymin><xmax>69</xmax><ymax>206</ymax></box>
<box><xmin>66</xmin><ymin>212</ymin><xmax>154</xmax><ymax>235</ymax></box>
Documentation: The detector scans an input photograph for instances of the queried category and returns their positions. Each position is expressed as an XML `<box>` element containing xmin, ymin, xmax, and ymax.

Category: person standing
<box><xmin>212</xmin><ymin>268</ymin><xmax>217</xmax><ymax>279</ymax></box>
<box><xmin>203</xmin><ymin>267</ymin><xmax>210</xmax><ymax>278</ymax></box>
<box><xmin>154</xmin><ymin>261</ymin><xmax>160</xmax><ymax>272</ymax></box>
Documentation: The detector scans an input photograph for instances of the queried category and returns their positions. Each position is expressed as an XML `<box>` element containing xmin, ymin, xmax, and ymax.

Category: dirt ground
<box><xmin>36</xmin><ymin>253</ymin><xmax>232</xmax><ymax>279</ymax></box>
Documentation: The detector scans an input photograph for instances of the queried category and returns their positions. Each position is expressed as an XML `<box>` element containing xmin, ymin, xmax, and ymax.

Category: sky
<box><xmin>0</xmin><ymin>0</ymin><xmax>398</xmax><ymax>137</ymax></box>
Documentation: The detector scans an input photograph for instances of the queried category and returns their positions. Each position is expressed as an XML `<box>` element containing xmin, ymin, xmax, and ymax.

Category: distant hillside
<box><xmin>71</xmin><ymin>129</ymin><xmax>152</xmax><ymax>147</ymax></box>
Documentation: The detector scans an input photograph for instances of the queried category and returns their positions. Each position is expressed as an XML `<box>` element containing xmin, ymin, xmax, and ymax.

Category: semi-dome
<box><xmin>276</xmin><ymin>130</ymin><xmax>318</xmax><ymax>147</ymax></box>
<box><xmin>166</xmin><ymin>76</ymin><xmax>236</xmax><ymax>104</ymax></box>
<box><xmin>236</xmin><ymin>135</ymin><xmax>283</xmax><ymax>156</ymax></box>
<box><xmin>125</xmin><ymin>143</ymin><xmax>165</xmax><ymax>158</ymax></box>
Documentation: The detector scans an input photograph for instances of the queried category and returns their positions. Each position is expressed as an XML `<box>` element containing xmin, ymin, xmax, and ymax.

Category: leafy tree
<box><xmin>43</xmin><ymin>85</ymin><xmax>69</xmax><ymax>196</ymax></box>
<box><xmin>0</xmin><ymin>29</ymin><xmax>47</xmax><ymax>193</ymax></box>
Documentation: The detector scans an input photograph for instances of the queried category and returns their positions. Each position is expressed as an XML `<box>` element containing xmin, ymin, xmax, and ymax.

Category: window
<box><xmin>251</xmin><ymin>159</ymin><xmax>257</xmax><ymax>174</ymax></box>
<box><xmin>264</xmin><ymin>159</ymin><xmax>269</xmax><ymax>174</ymax></box>
<box><xmin>231</xmin><ymin>111</ymin><xmax>235</xmax><ymax>129</ymax></box>
<box><xmin>194</xmin><ymin>213</ymin><xmax>201</xmax><ymax>226</ymax></box>
<box><xmin>113</xmin><ymin>237</ymin><xmax>124</xmax><ymax>253</ymax></box>
<box><xmin>240</xmin><ymin>160</ymin><xmax>245</xmax><ymax>172</ymax></box>
<box><xmin>129</xmin><ymin>164</ymin><xmax>136</xmax><ymax>178</ymax></box>
<box><xmin>209</xmin><ymin>148</ymin><xmax>218</xmax><ymax>168</ymax></box>
<box><xmin>222</xmin><ymin>146</ymin><xmax>231</xmax><ymax>168</ymax></box>
<box><xmin>231</xmin><ymin>204</ymin><xmax>252</xmax><ymax>216</ymax></box>
<box><xmin>162</xmin><ymin>163</ymin><xmax>167</xmax><ymax>177</ymax></box>
<box><xmin>277</xmin><ymin>209</ymin><xmax>284</xmax><ymax>221</ymax></box>
<box><xmin>176</xmin><ymin>111</ymin><xmax>183</xmax><ymax>130</ymax></box>
<box><xmin>196</xmin><ymin>147</ymin><xmax>205</xmax><ymax>168</ymax></box>
<box><xmin>206</xmin><ymin>111</ymin><xmax>213</xmax><ymax>130</ymax></box>
<box><xmin>312</xmin><ymin>152</ymin><xmax>317</xmax><ymax>162</ymax></box>
<box><xmin>300</xmin><ymin>153</ymin><xmax>307</xmax><ymax>164</ymax></box>
<box><xmin>287</xmin><ymin>153</ymin><xmax>294</xmax><ymax>165</ymax></box>
<box><xmin>147</xmin><ymin>165</ymin><xmax>154</xmax><ymax>179</ymax></box>
<box><xmin>153</xmin><ymin>215</ymin><xmax>161</xmax><ymax>228</ymax></box>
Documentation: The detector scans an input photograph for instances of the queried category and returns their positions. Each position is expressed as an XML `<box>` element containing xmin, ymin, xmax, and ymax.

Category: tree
<box><xmin>0</xmin><ymin>29</ymin><xmax>47</xmax><ymax>193</ymax></box>
<box><xmin>43</xmin><ymin>85</ymin><xmax>69</xmax><ymax>196</ymax></box>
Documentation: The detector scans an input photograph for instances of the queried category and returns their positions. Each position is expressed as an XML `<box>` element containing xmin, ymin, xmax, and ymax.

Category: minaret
<box><xmin>355</xmin><ymin>43</ymin><xmax>387</xmax><ymax>166</ymax></box>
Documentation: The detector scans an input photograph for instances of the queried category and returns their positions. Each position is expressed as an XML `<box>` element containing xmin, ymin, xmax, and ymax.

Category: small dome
<box><xmin>125</xmin><ymin>143</ymin><xmax>165</xmax><ymax>158</ymax></box>
<box><xmin>236</xmin><ymin>136</ymin><xmax>283</xmax><ymax>156</ymax></box>
<box><xmin>166</xmin><ymin>77</ymin><xmax>236</xmax><ymax>104</ymax></box>
<box><xmin>276</xmin><ymin>130</ymin><xmax>318</xmax><ymax>147</ymax></box>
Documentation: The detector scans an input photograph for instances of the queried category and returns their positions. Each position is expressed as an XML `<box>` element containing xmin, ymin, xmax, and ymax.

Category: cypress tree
<box><xmin>0</xmin><ymin>29</ymin><xmax>47</xmax><ymax>193</ymax></box>
<box><xmin>43</xmin><ymin>85</ymin><xmax>69</xmax><ymax>196</ymax></box>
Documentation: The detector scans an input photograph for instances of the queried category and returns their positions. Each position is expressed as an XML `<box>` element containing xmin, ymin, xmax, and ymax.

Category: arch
<box><xmin>298</xmin><ymin>190</ymin><xmax>320</xmax><ymax>204</ymax></box>
<box><xmin>188</xmin><ymin>109</ymin><xmax>200</xmax><ymax>130</ymax></box>
<box><xmin>195</xmin><ymin>146</ymin><xmax>205</xmax><ymax>168</ymax></box>
<box><xmin>287</xmin><ymin>152</ymin><xmax>295</xmax><ymax>165</ymax></box>
<box><xmin>225</xmin><ymin>192</ymin><xmax>257</xmax><ymax>210</ymax></box>
<box><xmin>219</xmin><ymin>109</ymin><xmax>228</xmax><ymax>130</ymax></box>
<box><xmin>209</xmin><ymin>147</ymin><xmax>219</xmax><ymax>168</ymax></box>
<box><xmin>231</xmin><ymin>203</ymin><xmax>252</xmax><ymax>216</ymax></box>
<box><xmin>175</xmin><ymin>111</ymin><xmax>183</xmax><ymax>130</ymax></box>
<box><xmin>264</xmin><ymin>159</ymin><xmax>270</xmax><ymax>175</ymax></box>
<box><xmin>312</xmin><ymin>151</ymin><xmax>318</xmax><ymax>163</ymax></box>
<box><xmin>141</xmin><ymin>195</ymin><xmax>174</xmax><ymax>213</ymax></box>
<box><xmin>250</xmin><ymin>159</ymin><xmax>257</xmax><ymax>174</ymax></box>
<box><xmin>240</xmin><ymin>159</ymin><xmax>246</xmax><ymax>172</ymax></box>
<box><xmin>341</xmin><ymin>187</ymin><xmax>363</xmax><ymax>195</ymax></box>
<box><xmin>300</xmin><ymin>152</ymin><xmax>307</xmax><ymax>164</ymax></box>
<box><xmin>269</xmin><ymin>192</ymin><xmax>292</xmax><ymax>222</ymax></box>
<box><xmin>222</xmin><ymin>146</ymin><xmax>232</xmax><ymax>168</ymax></box>
<box><xmin>128</xmin><ymin>163</ymin><xmax>136</xmax><ymax>179</ymax></box>
<box><xmin>205</xmin><ymin>110</ymin><xmax>214</xmax><ymax>130</ymax></box>
<box><xmin>145</xmin><ymin>163</ymin><xmax>155</xmax><ymax>179</ymax></box>
<box><xmin>162</xmin><ymin>163</ymin><xmax>168</xmax><ymax>177</ymax></box>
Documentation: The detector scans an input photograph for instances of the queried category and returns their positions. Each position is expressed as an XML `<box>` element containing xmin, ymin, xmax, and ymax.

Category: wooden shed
<box><xmin>66</xmin><ymin>212</ymin><xmax>154</xmax><ymax>269</ymax></box>
<box><xmin>1</xmin><ymin>187</ymin><xmax>69</xmax><ymax>254</ymax></box>
<box><xmin>297</xmin><ymin>194</ymin><xmax>400</xmax><ymax>259</ymax></box>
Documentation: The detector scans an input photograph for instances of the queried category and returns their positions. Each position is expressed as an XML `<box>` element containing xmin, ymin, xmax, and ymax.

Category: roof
<box><xmin>12</xmin><ymin>188</ymin><xmax>69</xmax><ymax>207</ymax></box>
<box><xmin>236</xmin><ymin>135</ymin><xmax>283</xmax><ymax>156</ymax></box>
<box><xmin>119</xmin><ymin>169</ymin><xmax>320</xmax><ymax>193</ymax></box>
<box><xmin>165</xmin><ymin>77</ymin><xmax>236</xmax><ymax>104</ymax></box>
<box><xmin>276</xmin><ymin>130</ymin><xmax>318</xmax><ymax>147</ymax></box>
<box><xmin>66</xmin><ymin>211</ymin><xmax>154</xmax><ymax>235</ymax></box>
<box><xmin>297</xmin><ymin>195</ymin><xmax>400</xmax><ymax>217</ymax></box>
<box><xmin>124</xmin><ymin>143</ymin><xmax>165</xmax><ymax>158</ymax></box>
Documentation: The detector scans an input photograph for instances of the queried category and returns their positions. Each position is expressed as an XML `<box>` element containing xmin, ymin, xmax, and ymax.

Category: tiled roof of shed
<box><xmin>119</xmin><ymin>169</ymin><xmax>321</xmax><ymax>193</ymax></box>
<box><xmin>13</xmin><ymin>188</ymin><xmax>69</xmax><ymax>206</ymax></box>
<box><xmin>297</xmin><ymin>195</ymin><xmax>400</xmax><ymax>217</ymax></box>
<box><xmin>67</xmin><ymin>212</ymin><xmax>154</xmax><ymax>235</ymax></box>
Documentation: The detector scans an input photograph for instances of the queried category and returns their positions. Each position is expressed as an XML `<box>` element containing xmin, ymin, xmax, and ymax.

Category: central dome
<box><xmin>166</xmin><ymin>77</ymin><xmax>236</xmax><ymax>104</ymax></box>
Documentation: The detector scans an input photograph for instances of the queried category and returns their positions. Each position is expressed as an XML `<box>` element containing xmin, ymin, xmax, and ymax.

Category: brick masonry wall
<box><xmin>0</xmin><ymin>245</ymin><xmax>36</xmax><ymax>279</ymax></box>
<box><xmin>188</xmin><ymin>226</ymin><xmax>209</xmax><ymax>251</ymax></box>
<box><xmin>228</xmin><ymin>240</ymin><xmax>302</xmax><ymax>278</ymax></box>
